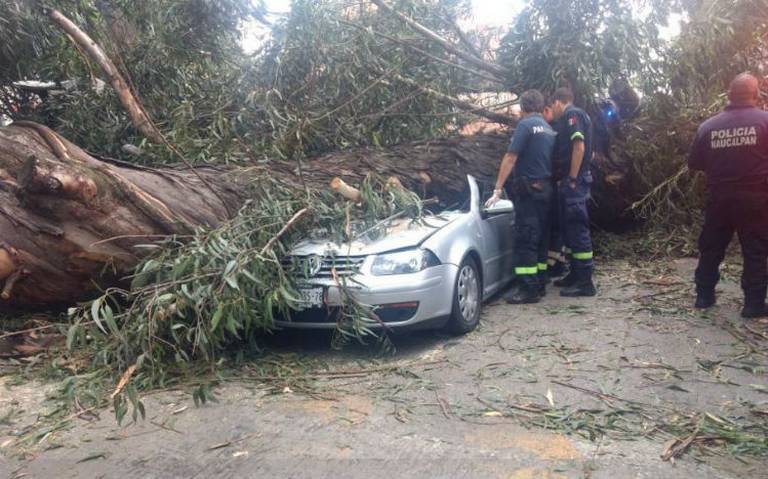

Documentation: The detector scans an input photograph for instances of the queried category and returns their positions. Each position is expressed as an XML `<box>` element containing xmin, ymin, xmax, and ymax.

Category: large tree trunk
<box><xmin>271</xmin><ymin>134</ymin><xmax>631</xmax><ymax>224</ymax></box>
<box><xmin>0</xmin><ymin>123</ymin><xmax>240</xmax><ymax>310</ymax></box>
<box><xmin>0</xmin><ymin>124</ymin><xmax>629</xmax><ymax>310</ymax></box>
<box><xmin>271</xmin><ymin>133</ymin><xmax>509</xmax><ymax>204</ymax></box>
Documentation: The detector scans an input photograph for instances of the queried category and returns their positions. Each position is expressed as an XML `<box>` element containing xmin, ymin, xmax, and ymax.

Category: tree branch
<box><xmin>47</xmin><ymin>9</ymin><xmax>233</xmax><ymax>217</ymax></box>
<box><xmin>260</xmin><ymin>208</ymin><xmax>309</xmax><ymax>255</ymax></box>
<box><xmin>47</xmin><ymin>9</ymin><xmax>163</xmax><ymax>144</ymax></box>
<box><xmin>441</xmin><ymin>14</ymin><xmax>484</xmax><ymax>59</ymax></box>
<box><xmin>393</xmin><ymin>74</ymin><xmax>517</xmax><ymax>126</ymax></box>
<box><xmin>370</xmin><ymin>0</ymin><xmax>508</xmax><ymax>79</ymax></box>
<box><xmin>343</xmin><ymin>20</ymin><xmax>503</xmax><ymax>85</ymax></box>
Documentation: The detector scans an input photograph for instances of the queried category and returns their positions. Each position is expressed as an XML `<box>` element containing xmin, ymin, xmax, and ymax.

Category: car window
<box><xmin>476</xmin><ymin>179</ymin><xmax>508</xmax><ymax>208</ymax></box>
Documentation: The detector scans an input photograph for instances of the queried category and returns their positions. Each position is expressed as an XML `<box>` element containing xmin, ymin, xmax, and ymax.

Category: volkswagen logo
<box><xmin>306</xmin><ymin>255</ymin><xmax>323</xmax><ymax>277</ymax></box>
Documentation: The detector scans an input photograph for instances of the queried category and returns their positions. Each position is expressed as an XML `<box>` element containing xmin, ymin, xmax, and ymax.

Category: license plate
<box><xmin>297</xmin><ymin>287</ymin><xmax>324</xmax><ymax>309</ymax></box>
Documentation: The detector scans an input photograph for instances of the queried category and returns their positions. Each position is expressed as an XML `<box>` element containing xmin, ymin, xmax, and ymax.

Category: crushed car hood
<box><xmin>290</xmin><ymin>212</ymin><xmax>462</xmax><ymax>257</ymax></box>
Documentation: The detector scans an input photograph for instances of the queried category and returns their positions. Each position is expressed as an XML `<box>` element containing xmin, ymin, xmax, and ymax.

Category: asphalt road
<box><xmin>2</xmin><ymin>258</ymin><xmax>767</xmax><ymax>478</ymax></box>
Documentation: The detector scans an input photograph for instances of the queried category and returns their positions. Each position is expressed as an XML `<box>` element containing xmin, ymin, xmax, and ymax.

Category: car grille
<box><xmin>281</xmin><ymin>255</ymin><xmax>365</xmax><ymax>279</ymax></box>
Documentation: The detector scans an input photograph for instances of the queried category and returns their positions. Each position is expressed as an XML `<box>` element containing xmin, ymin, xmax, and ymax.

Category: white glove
<box><xmin>485</xmin><ymin>189</ymin><xmax>502</xmax><ymax>209</ymax></box>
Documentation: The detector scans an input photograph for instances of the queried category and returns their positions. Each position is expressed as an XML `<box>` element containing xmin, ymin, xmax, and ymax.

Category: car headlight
<box><xmin>370</xmin><ymin>249</ymin><xmax>441</xmax><ymax>276</ymax></box>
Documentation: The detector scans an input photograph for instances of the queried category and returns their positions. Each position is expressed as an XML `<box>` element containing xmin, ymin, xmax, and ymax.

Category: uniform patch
<box><xmin>568</xmin><ymin>117</ymin><xmax>577</xmax><ymax>126</ymax></box>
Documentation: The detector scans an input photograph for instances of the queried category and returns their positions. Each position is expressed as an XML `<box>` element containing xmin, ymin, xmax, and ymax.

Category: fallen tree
<box><xmin>0</xmin><ymin>123</ymin><xmax>513</xmax><ymax>310</ymax></box>
<box><xmin>0</xmin><ymin>120</ymin><xmax>638</xmax><ymax>310</ymax></box>
<box><xmin>4</xmin><ymin>0</ymin><xmax>740</xmax><ymax>312</ymax></box>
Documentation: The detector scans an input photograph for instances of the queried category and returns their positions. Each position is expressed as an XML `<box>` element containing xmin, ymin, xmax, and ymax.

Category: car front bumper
<box><xmin>274</xmin><ymin>264</ymin><xmax>459</xmax><ymax>330</ymax></box>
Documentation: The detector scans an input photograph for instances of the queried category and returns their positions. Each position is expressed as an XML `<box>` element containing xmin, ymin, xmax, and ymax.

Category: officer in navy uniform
<box><xmin>486</xmin><ymin>90</ymin><xmax>556</xmax><ymax>304</ymax></box>
<box><xmin>689</xmin><ymin>73</ymin><xmax>768</xmax><ymax>319</ymax></box>
<box><xmin>549</xmin><ymin>88</ymin><xmax>597</xmax><ymax>297</ymax></box>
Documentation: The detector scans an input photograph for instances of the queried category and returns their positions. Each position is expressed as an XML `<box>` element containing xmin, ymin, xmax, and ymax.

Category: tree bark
<box><xmin>271</xmin><ymin>133</ymin><xmax>510</xmax><ymax>205</ymax></box>
<box><xmin>0</xmin><ymin>123</ymin><xmax>240</xmax><ymax>310</ymax></box>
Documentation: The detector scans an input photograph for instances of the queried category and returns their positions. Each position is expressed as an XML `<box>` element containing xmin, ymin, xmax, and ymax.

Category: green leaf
<box><xmin>103</xmin><ymin>305</ymin><xmax>119</xmax><ymax>336</ymax></box>
<box><xmin>91</xmin><ymin>297</ymin><xmax>107</xmax><ymax>334</ymax></box>
<box><xmin>224</xmin><ymin>274</ymin><xmax>240</xmax><ymax>291</ymax></box>
<box><xmin>66</xmin><ymin>322</ymin><xmax>80</xmax><ymax>350</ymax></box>
<box><xmin>224</xmin><ymin>260</ymin><xmax>237</xmax><ymax>276</ymax></box>
<box><xmin>225</xmin><ymin>315</ymin><xmax>239</xmax><ymax>338</ymax></box>
<box><xmin>211</xmin><ymin>304</ymin><xmax>224</xmax><ymax>332</ymax></box>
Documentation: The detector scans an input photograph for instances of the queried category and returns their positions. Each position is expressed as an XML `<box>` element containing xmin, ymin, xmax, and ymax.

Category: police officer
<box><xmin>549</xmin><ymin>88</ymin><xmax>597</xmax><ymax>297</ymax></box>
<box><xmin>486</xmin><ymin>90</ymin><xmax>556</xmax><ymax>304</ymax></box>
<box><xmin>689</xmin><ymin>73</ymin><xmax>768</xmax><ymax>319</ymax></box>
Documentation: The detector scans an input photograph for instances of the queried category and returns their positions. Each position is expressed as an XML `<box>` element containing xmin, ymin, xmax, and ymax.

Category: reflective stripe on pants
<box><xmin>558</xmin><ymin>175</ymin><xmax>594</xmax><ymax>282</ymax></box>
<box><xmin>513</xmin><ymin>182</ymin><xmax>553</xmax><ymax>289</ymax></box>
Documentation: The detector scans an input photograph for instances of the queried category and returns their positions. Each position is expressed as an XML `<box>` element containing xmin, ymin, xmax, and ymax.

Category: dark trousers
<box><xmin>547</xmin><ymin>186</ymin><xmax>566</xmax><ymax>268</ymax></box>
<box><xmin>695</xmin><ymin>189</ymin><xmax>768</xmax><ymax>305</ymax></box>
<box><xmin>513</xmin><ymin>183</ymin><xmax>553</xmax><ymax>290</ymax></box>
<box><xmin>558</xmin><ymin>175</ymin><xmax>594</xmax><ymax>282</ymax></box>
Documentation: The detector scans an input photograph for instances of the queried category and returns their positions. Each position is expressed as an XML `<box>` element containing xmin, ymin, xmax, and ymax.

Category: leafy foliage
<box><xmin>2</xmin><ymin>0</ymin><xmax>498</xmax><ymax>164</ymax></box>
<box><xmin>250</xmin><ymin>0</ymin><xmax>476</xmax><ymax>158</ymax></box>
<box><xmin>667</xmin><ymin>0</ymin><xmax>768</xmax><ymax>103</ymax></box>
<box><xmin>2</xmin><ymin>0</ymin><xmax>267</xmax><ymax>162</ymax></box>
<box><xmin>66</xmin><ymin>174</ymin><xmax>423</xmax><ymax>420</ymax></box>
<box><xmin>622</xmin><ymin>0</ymin><xmax>768</xmax><ymax>253</ymax></box>
<box><xmin>496</xmin><ymin>0</ymin><xmax>682</xmax><ymax>104</ymax></box>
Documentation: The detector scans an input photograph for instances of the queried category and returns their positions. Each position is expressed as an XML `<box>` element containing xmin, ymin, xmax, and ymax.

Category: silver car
<box><xmin>277</xmin><ymin>175</ymin><xmax>515</xmax><ymax>334</ymax></box>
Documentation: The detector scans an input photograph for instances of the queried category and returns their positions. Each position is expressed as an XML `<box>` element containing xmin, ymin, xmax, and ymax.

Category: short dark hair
<box><xmin>551</xmin><ymin>87</ymin><xmax>574</xmax><ymax>104</ymax></box>
<box><xmin>519</xmin><ymin>89</ymin><xmax>545</xmax><ymax>114</ymax></box>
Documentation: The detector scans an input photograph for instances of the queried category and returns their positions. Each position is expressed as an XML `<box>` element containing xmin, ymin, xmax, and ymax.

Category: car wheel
<box><xmin>445</xmin><ymin>256</ymin><xmax>481</xmax><ymax>335</ymax></box>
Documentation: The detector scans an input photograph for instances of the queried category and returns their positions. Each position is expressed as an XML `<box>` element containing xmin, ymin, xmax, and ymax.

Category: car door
<box><xmin>474</xmin><ymin>180</ymin><xmax>515</xmax><ymax>296</ymax></box>
<box><xmin>493</xmin><ymin>204</ymin><xmax>516</xmax><ymax>284</ymax></box>
<box><xmin>484</xmin><ymin>201</ymin><xmax>516</xmax><ymax>288</ymax></box>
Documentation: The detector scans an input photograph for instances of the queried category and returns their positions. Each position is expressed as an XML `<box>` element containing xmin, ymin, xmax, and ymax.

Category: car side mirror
<box><xmin>483</xmin><ymin>199</ymin><xmax>514</xmax><ymax>216</ymax></box>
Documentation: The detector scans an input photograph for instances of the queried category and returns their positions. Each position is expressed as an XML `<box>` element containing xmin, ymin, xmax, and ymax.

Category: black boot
<box><xmin>553</xmin><ymin>272</ymin><xmax>577</xmax><ymax>288</ymax></box>
<box><xmin>560</xmin><ymin>280</ymin><xmax>597</xmax><ymax>297</ymax></box>
<box><xmin>694</xmin><ymin>290</ymin><xmax>716</xmax><ymax>309</ymax></box>
<box><xmin>505</xmin><ymin>280</ymin><xmax>522</xmax><ymax>297</ymax></box>
<box><xmin>538</xmin><ymin>273</ymin><xmax>548</xmax><ymax>298</ymax></box>
<box><xmin>548</xmin><ymin>261</ymin><xmax>567</xmax><ymax>279</ymax></box>
<box><xmin>741</xmin><ymin>286</ymin><xmax>767</xmax><ymax>319</ymax></box>
<box><xmin>506</xmin><ymin>285</ymin><xmax>541</xmax><ymax>304</ymax></box>
<box><xmin>741</xmin><ymin>302</ymin><xmax>768</xmax><ymax>319</ymax></box>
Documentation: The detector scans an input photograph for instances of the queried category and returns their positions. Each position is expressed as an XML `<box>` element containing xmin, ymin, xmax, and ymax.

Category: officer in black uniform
<box><xmin>689</xmin><ymin>73</ymin><xmax>768</xmax><ymax>319</ymax></box>
<box><xmin>549</xmin><ymin>88</ymin><xmax>597</xmax><ymax>297</ymax></box>
<box><xmin>486</xmin><ymin>90</ymin><xmax>556</xmax><ymax>304</ymax></box>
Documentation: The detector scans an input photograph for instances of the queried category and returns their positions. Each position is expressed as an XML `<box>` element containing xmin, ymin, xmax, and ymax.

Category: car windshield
<box><xmin>431</xmin><ymin>177</ymin><xmax>498</xmax><ymax>213</ymax></box>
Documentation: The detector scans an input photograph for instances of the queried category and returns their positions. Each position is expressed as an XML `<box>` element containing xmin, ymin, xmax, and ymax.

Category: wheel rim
<box><xmin>457</xmin><ymin>265</ymin><xmax>479</xmax><ymax>321</ymax></box>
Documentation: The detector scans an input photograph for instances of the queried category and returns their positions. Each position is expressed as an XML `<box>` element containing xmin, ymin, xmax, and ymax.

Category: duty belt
<box><xmin>512</xmin><ymin>176</ymin><xmax>550</xmax><ymax>194</ymax></box>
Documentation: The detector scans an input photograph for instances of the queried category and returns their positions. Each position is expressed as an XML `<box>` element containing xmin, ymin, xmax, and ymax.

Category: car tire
<box><xmin>445</xmin><ymin>256</ymin><xmax>482</xmax><ymax>335</ymax></box>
